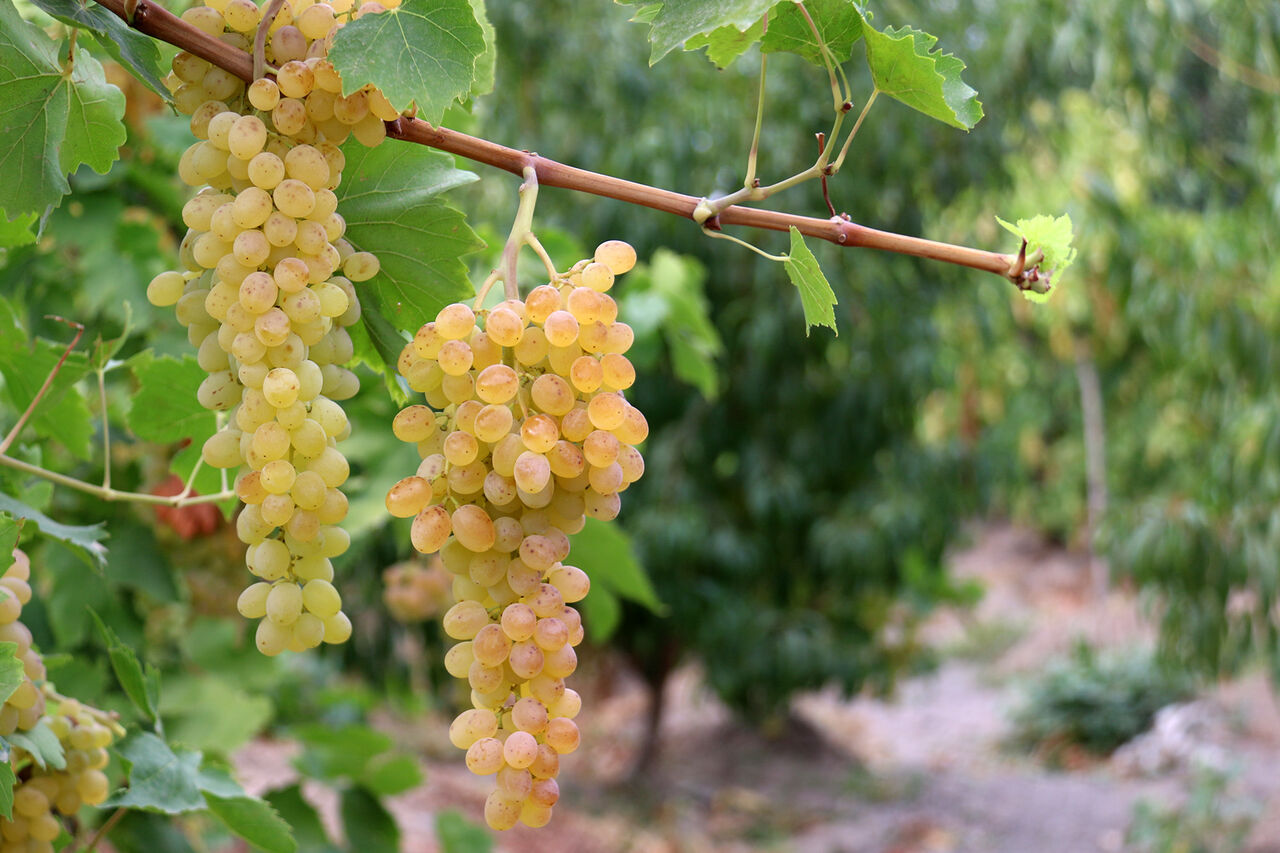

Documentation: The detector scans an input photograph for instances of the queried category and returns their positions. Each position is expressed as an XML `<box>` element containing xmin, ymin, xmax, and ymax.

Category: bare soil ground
<box><xmin>239</xmin><ymin>523</ymin><xmax>1280</xmax><ymax>852</ymax></box>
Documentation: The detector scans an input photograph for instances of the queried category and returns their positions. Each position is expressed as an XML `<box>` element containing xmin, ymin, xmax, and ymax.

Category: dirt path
<box><xmin>242</xmin><ymin>524</ymin><xmax>1280</xmax><ymax>852</ymax></box>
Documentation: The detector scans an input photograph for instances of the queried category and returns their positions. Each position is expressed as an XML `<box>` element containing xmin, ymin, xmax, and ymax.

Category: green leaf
<box><xmin>684</xmin><ymin>20</ymin><xmax>762</xmax><ymax>68</ymax></box>
<box><xmin>106</xmin><ymin>733</ymin><xmax>206</xmax><ymax>814</ymax></box>
<box><xmin>291</xmin><ymin>724</ymin><xmax>391</xmax><ymax>782</ymax></box>
<box><xmin>0</xmin><ymin>493</ymin><xmax>107</xmax><ymax>568</ymax></box>
<box><xmin>27</xmin><ymin>0</ymin><xmax>169</xmax><ymax>99</ymax></box>
<box><xmin>339</xmin><ymin>786</ymin><xmax>399</xmax><ymax>853</ymax></box>
<box><xmin>265</xmin><ymin>785</ymin><xmax>340</xmax><ymax>853</ymax></box>
<box><xmin>91</xmin><ymin>609</ymin><xmax>160</xmax><ymax>724</ymax></box>
<box><xmin>336</xmin><ymin>141</ymin><xmax>482</xmax><ymax>343</ymax></box>
<box><xmin>0</xmin><ymin>764</ymin><xmax>13</xmax><ymax>820</ymax></box>
<box><xmin>126</xmin><ymin>353</ymin><xmax>217</xmax><ymax>445</ymax></box>
<box><xmin>783</xmin><ymin>227</ymin><xmax>838</xmax><ymax>334</ymax></box>
<box><xmin>327</xmin><ymin>0</ymin><xmax>486</xmax><ymax>124</ymax></box>
<box><xmin>435</xmin><ymin>810</ymin><xmax>492</xmax><ymax>853</ymax></box>
<box><xmin>996</xmin><ymin>213</ymin><xmax>1078</xmax><ymax>303</ymax></box>
<box><xmin>193</xmin><ymin>763</ymin><xmax>247</xmax><ymax>799</ymax></box>
<box><xmin>0</xmin><ymin>211</ymin><xmax>37</xmax><ymax>249</ymax></box>
<box><xmin>0</xmin><ymin>642</ymin><xmax>24</xmax><ymax>706</ymax></box>
<box><xmin>360</xmin><ymin>754</ymin><xmax>422</xmax><ymax>797</ymax></box>
<box><xmin>8</xmin><ymin>719</ymin><xmax>66</xmax><ymax>770</ymax></box>
<box><xmin>0</xmin><ymin>516</ymin><xmax>17</xmax><ymax>576</ymax></box>
<box><xmin>92</xmin><ymin>301</ymin><xmax>133</xmax><ymax>370</ymax></box>
<box><xmin>0</xmin><ymin>297</ymin><xmax>94</xmax><ymax>458</ymax></box>
<box><xmin>205</xmin><ymin>793</ymin><xmax>297</xmax><ymax>853</ymax></box>
<box><xmin>636</xmin><ymin>0</ymin><xmax>776</xmax><ymax>64</ymax></box>
<box><xmin>860</xmin><ymin>17</ymin><xmax>983</xmax><ymax>130</ymax></box>
<box><xmin>466</xmin><ymin>0</ymin><xmax>496</xmax><ymax>97</ymax></box>
<box><xmin>0</xmin><ymin>0</ymin><xmax>125</xmax><ymax>215</ymax></box>
<box><xmin>58</xmin><ymin>48</ymin><xmax>127</xmax><ymax>174</ymax></box>
<box><xmin>570</xmin><ymin>518</ymin><xmax>663</xmax><ymax>640</ymax></box>
<box><xmin>761</xmin><ymin>0</ymin><xmax>865</xmax><ymax>65</ymax></box>
<box><xmin>160</xmin><ymin>675</ymin><xmax>272</xmax><ymax>754</ymax></box>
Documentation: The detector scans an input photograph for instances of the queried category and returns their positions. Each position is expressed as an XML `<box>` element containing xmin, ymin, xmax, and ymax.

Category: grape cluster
<box><xmin>387</xmin><ymin>240</ymin><xmax>644</xmax><ymax>829</ymax></box>
<box><xmin>0</xmin><ymin>550</ymin><xmax>117</xmax><ymax>853</ymax></box>
<box><xmin>147</xmin><ymin>0</ymin><xmax>399</xmax><ymax>653</ymax></box>
<box><xmin>382</xmin><ymin>557</ymin><xmax>452</xmax><ymax>623</ymax></box>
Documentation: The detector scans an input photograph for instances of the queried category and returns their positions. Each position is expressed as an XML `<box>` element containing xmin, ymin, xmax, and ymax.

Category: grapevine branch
<box><xmin>0</xmin><ymin>320</ymin><xmax>234</xmax><ymax>508</ymax></box>
<box><xmin>92</xmin><ymin>0</ymin><xmax>1031</xmax><ymax>285</ymax></box>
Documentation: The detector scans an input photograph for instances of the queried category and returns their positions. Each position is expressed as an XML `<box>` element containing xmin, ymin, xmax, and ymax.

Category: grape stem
<box><xmin>742</xmin><ymin>13</ymin><xmax>768</xmax><ymax>190</ymax></box>
<box><xmin>0</xmin><ymin>317</ymin><xmax>83</xmax><ymax>457</ymax></box>
<box><xmin>475</xmin><ymin>164</ymin><xmax>543</xmax><ymax>308</ymax></box>
<box><xmin>79</xmin><ymin>806</ymin><xmax>127</xmax><ymax>852</ymax></box>
<box><xmin>0</xmin><ymin>318</ymin><xmax>234</xmax><ymax>508</ymax></box>
<box><xmin>89</xmin><ymin>0</ymin><xmax>1039</xmax><ymax>287</ymax></box>
<box><xmin>252</xmin><ymin>0</ymin><xmax>288</xmax><ymax>82</ymax></box>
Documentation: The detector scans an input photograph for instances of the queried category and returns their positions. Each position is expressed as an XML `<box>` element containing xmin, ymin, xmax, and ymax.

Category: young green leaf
<box><xmin>0</xmin><ymin>764</ymin><xmax>14</xmax><ymax>821</ymax></box>
<box><xmin>683</xmin><ymin>20</ymin><xmax>762</xmax><ymax>68</ymax></box>
<box><xmin>126</xmin><ymin>353</ymin><xmax>217</xmax><ymax>446</ymax></box>
<box><xmin>783</xmin><ymin>227</ymin><xmax>838</xmax><ymax>334</ymax></box>
<box><xmin>205</xmin><ymin>793</ymin><xmax>297</xmax><ymax>853</ymax></box>
<box><xmin>761</xmin><ymin>0</ymin><xmax>866</xmax><ymax>65</ymax></box>
<box><xmin>336</xmin><ymin>141</ymin><xmax>482</xmax><ymax>348</ymax></box>
<box><xmin>327</xmin><ymin>0</ymin><xmax>486</xmax><ymax>124</ymax></box>
<box><xmin>0</xmin><ymin>297</ymin><xmax>93</xmax><ymax>458</ymax></box>
<box><xmin>467</xmin><ymin>0</ymin><xmax>496</xmax><ymax>98</ymax></box>
<box><xmin>0</xmin><ymin>211</ymin><xmax>37</xmax><ymax>249</ymax></box>
<box><xmin>0</xmin><ymin>642</ymin><xmax>24</xmax><ymax>706</ymax></box>
<box><xmin>0</xmin><ymin>0</ymin><xmax>125</xmax><ymax>215</ymax></box>
<box><xmin>0</xmin><ymin>494</ymin><xmax>107</xmax><ymax>568</ymax></box>
<box><xmin>339</xmin><ymin>786</ymin><xmax>399</xmax><ymax>853</ymax></box>
<box><xmin>996</xmin><ymin>213</ymin><xmax>1078</xmax><ymax>302</ymax></box>
<box><xmin>860</xmin><ymin>16</ymin><xmax>983</xmax><ymax>130</ymax></box>
<box><xmin>265</xmin><ymin>785</ymin><xmax>341</xmax><ymax>853</ymax></box>
<box><xmin>27</xmin><ymin>0</ymin><xmax>169</xmax><ymax>99</ymax></box>
<box><xmin>570</xmin><ymin>518</ymin><xmax>663</xmax><ymax>640</ymax></box>
<box><xmin>91</xmin><ymin>609</ymin><xmax>161</xmax><ymax>724</ymax></box>
<box><xmin>632</xmin><ymin>0</ymin><xmax>776</xmax><ymax>63</ymax></box>
<box><xmin>8</xmin><ymin>720</ymin><xmax>66</xmax><ymax>771</ymax></box>
<box><xmin>435</xmin><ymin>810</ymin><xmax>492</xmax><ymax>853</ymax></box>
<box><xmin>106</xmin><ymin>733</ymin><xmax>207</xmax><ymax>814</ymax></box>
<box><xmin>0</xmin><ymin>516</ymin><xmax>17</xmax><ymax>576</ymax></box>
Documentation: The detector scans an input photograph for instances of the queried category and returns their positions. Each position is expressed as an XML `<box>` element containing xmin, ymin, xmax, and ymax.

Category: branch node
<box><xmin>123</xmin><ymin>0</ymin><xmax>140</xmax><ymax>24</ymax></box>
<box><xmin>841</xmin><ymin>101</ymin><xmax>853</xmax><ymax>113</ymax></box>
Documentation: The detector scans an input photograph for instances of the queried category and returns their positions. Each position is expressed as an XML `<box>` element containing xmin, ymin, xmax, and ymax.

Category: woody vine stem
<box><xmin>96</xmin><ymin>0</ymin><xmax>1038</xmax><ymax>285</ymax></box>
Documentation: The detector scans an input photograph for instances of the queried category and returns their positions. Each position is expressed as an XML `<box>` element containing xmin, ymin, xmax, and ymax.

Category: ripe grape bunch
<box><xmin>0</xmin><ymin>550</ymin><xmax>119</xmax><ymax>853</ymax></box>
<box><xmin>386</xmin><ymin>240</ymin><xmax>645</xmax><ymax>829</ymax></box>
<box><xmin>145</xmin><ymin>0</ymin><xmax>401</xmax><ymax>654</ymax></box>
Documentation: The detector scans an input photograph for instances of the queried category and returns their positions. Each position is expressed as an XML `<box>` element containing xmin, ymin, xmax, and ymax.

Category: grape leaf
<box><xmin>0</xmin><ymin>211</ymin><xmax>37</xmax><ymax>249</ymax></box>
<box><xmin>467</xmin><ymin>0</ymin><xmax>495</xmax><ymax>98</ymax></box>
<box><xmin>205</xmin><ymin>793</ymin><xmax>297</xmax><ymax>853</ymax></box>
<box><xmin>860</xmin><ymin>17</ymin><xmax>983</xmax><ymax>130</ymax></box>
<box><xmin>0</xmin><ymin>297</ymin><xmax>93</xmax><ymax>458</ymax></box>
<box><xmin>28</xmin><ymin>0</ymin><xmax>169</xmax><ymax>99</ymax></box>
<box><xmin>340</xmin><ymin>786</ymin><xmax>399</xmax><ymax>853</ymax></box>
<box><xmin>291</xmin><ymin>724</ymin><xmax>392</xmax><ymax>783</ymax></box>
<box><xmin>435</xmin><ymin>811</ymin><xmax>492</xmax><ymax>853</ymax></box>
<box><xmin>571</xmin><ymin>518</ymin><xmax>663</xmax><ymax>641</ymax></box>
<box><xmin>783</xmin><ymin>227</ymin><xmax>838</xmax><ymax>333</ymax></box>
<box><xmin>0</xmin><ymin>493</ymin><xmax>107</xmax><ymax>568</ymax></box>
<box><xmin>684</xmin><ymin>20</ymin><xmax>762</xmax><ymax>68</ymax></box>
<box><xmin>161</xmin><ymin>675</ymin><xmax>272</xmax><ymax>754</ymax></box>
<box><xmin>265</xmin><ymin>786</ymin><xmax>341</xmax><ymax>853</ymax></box>
<box><xmin>0</xmin><ymin>764</ymin><xmax>13</xmax><ymax>821</ymax></box>
<box><xmin>360</xmin><ymin>754</ymin><xmax>422</xmax><ymax>797</ymax></box>
<box><xmin>126</xmin><ymin>353</ymin><xmax>216</xmax><ymax>445</ymax></box>
<box><xmin>91</xmin><ymin>609</ymin><xmax>160</xmax><ymax>724</ymax></box>
<box><xmin>327</xmin><ymin>0</ymin><xmax>486</xmax><ymax>124</ymax></box>
<box><xmin>0</xmin><ymin>642</ymin><xmax>23</xmax><ymax>706</ymax></box>
<box><xmin>106</xmin><ymin>733</ymin><xmax>206</xmax><ymax>814</ymax></box>
<box><xmin>632</xmin><ymin>0</ymin><xmax>777</xmax><ymax>63</ymax></box>
<box><xmin>8</xmin><ymin>719</ymin><xmax>66</xmax><ymax>770</ymax></box>
<box><xmin>0</xmin><ymin>0</ymin><xmax>126</xmax><ymax>215</ymax></box>
<box><xmin>996</xmin><ymin>213</ymin><xmax>1078</xmax><ymax>303</ymax></box>
<box><xmin>0</xmin><ymin>516</ymin><xmax>17</xmax><ymax>576</ymax></box>
<box><xmin>762</xmin><ymin>0</ymin><xmax>865</xmax><ymax>65</ymax></box>
<box><xmin>336</xmin><ymin>140</ymin><xmax>482</xmax><ymax>346</ymax></box>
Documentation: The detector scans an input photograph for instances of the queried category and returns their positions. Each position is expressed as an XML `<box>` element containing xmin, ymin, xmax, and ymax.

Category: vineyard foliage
<box><xmin>0</xmin><ymin>0</ymin><xmax>1266</xmax><ymax>847</ymax></box>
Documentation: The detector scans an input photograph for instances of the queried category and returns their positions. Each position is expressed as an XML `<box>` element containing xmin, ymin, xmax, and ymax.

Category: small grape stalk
<box><xmin>387</xmin><ymin>240</ymin><xmax>643</xmax><ymax>829</ymax></box>
<box><xmin>146</xmin><ymin>0</ymin><xmax>401</xmax><ymax>653</ymax></box>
